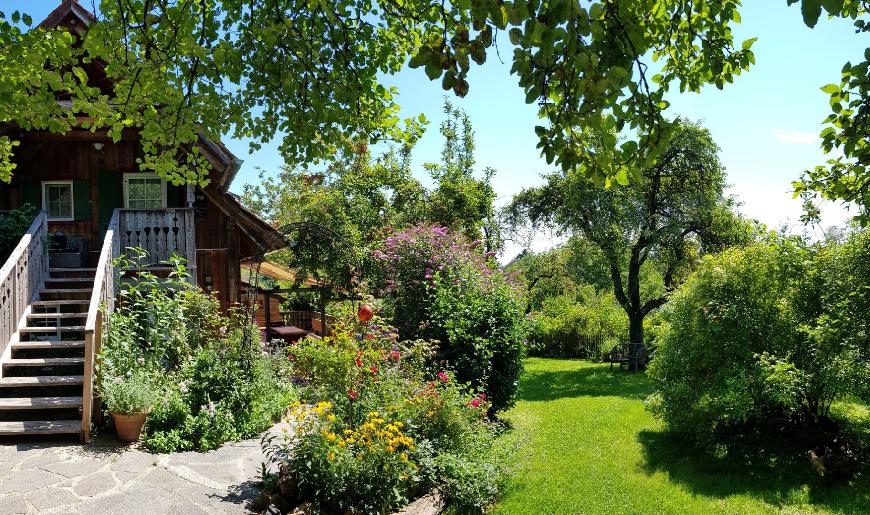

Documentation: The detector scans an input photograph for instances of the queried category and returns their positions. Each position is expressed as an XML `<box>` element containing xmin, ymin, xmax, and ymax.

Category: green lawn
<box><xmin>493</xmin><ymin>358</ymin><xmax>870</xmax><ymax>514</ymax></box>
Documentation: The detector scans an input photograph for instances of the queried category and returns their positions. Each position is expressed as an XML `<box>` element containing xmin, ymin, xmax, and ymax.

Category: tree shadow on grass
<box><xmin>517</xmin><ymin>362</ymin><xmax>654</xmax><ymax>402</ymax></box>
<box><xmin>638</xmin><ymin>430</ymin><xmax>870</xmax><ymax>513</ymax></box>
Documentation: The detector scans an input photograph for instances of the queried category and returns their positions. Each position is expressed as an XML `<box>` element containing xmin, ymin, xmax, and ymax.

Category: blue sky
<box><xmin>14</xmin><ymin>1</ymin><xmax>868</xmax><ymax>255</ymax></box>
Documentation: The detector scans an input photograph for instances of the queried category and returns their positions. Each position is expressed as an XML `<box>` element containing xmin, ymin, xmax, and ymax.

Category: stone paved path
<box><xmin>0</xmin><ymin>425</ymin><xmax>286</xmax><ymax>514</ymax></box>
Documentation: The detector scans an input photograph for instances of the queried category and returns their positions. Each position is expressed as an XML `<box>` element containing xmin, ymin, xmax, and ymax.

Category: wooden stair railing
<box><xmin>81</xmin><ymin>209</ymin><xmax>121</xmax><ymax>442</ymax></box>
<box><xmin>0</xmin><ymin>211</ymin><xmax>48</xmax><ymax>364</ymax></box>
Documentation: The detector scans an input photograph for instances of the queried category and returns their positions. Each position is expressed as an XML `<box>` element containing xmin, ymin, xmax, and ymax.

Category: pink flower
<box><xmin>348</xmin><ymin>388</ymin><xmax>359</xmax><ymax>400</ymax></box>
<box><xmin>390</xmin><ymin>350</ymin><xmax>401</xmax><ymax>361</ymax></box>
<box><xmin>469</xmin><ymin>398</ymin><xmax>480</xmax><ymax>408</ymax></box>
<box><xmin>437</xmin><ymin>371</ymin><xmax>449</xmax><ymax>383</ymax></box>
<box><xmin>370</xmin><ymin>365</ymin><xmax>379</xmax><ymax>375</ymax></box>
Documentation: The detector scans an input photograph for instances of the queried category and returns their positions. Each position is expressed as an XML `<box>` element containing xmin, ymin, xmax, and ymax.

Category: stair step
<box><xmin>45</xmin><ymin>278</ymin><xmax>94</xmax><ymax>283</ymax></box>
<box><xmin>3</xmin><ymin>357</ymin><xmax>85</xmax><ymax>367</ymax></box>
<box><xmin>0</xmin><ymin>375</ymin><xmax>84</xmax><ymax>387</ymax></box>
<box><xmin>0</xmin><ymin>420</ymin><xmax>80</xmax><ymax>435</ymax></box>
<box><xmin>11</xmin><ymin>340</ymin><xmax>85</xmax><ymax>350</ymax></box>
<box><xmin>19</xmin><ymin>326</ymin><xmax>85</xmax><ymax>333</ymax></box>
<box><xmin>0</xmin><ymin>397</ymin><xmax>82</xmax><ymax>410</ymax></box>
<box><xmin>40</xmin><ymin>289</ymin><xmax>92</xmax><ymax>294</ymax></box>
<box><xmin>49</xmin><ymin>268</ymin><xmax>97</xmax><ymax>273</ymax></box>
<box><xmin>32</xmin><ymin>300</ymin><xmax>90</xmax><ymax>306</ymax></box>
<box><xmin>27</xmin><ymin>313</ymin><xmax>87</xmax><ymax>319</ymax></box>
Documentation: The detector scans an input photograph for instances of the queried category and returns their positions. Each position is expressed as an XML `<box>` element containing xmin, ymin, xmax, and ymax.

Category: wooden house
<box><xmin>0</xmin><ymin>0</ymin><xmax>284</xmax><ymax>440</ymax></box>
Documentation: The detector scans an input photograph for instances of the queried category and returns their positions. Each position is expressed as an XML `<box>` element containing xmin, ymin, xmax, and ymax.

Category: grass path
<box><xmin>493</xmin><ymin>358</ymin><xmax>870</xmax><ymax>514</ymax></box>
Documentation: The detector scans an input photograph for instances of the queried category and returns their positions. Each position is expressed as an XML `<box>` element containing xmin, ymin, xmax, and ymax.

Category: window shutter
<box><xmin>73</xmin><ymin>180</ymin><xmax>91</xmax><ymax>221</ymax></box>
<box><xmin>21</xmin><ymin>181</ymin><xmax>41</xmax><ymax>209</ymax></box>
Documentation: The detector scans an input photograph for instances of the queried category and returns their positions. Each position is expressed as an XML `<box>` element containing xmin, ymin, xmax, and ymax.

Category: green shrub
<box><xmin>525</xmin><ymin>289</ymin><xmax>627</xmax><ymax>359</ymax></box>
<box><xmin>0</xmin><ymin>204</ymin><xmax>37</xmax><ymax>260</ymax></box>
<box><xmin>647</xmin><ymin>238</ymin><xmax>870</xmax><ymax>440</ymax></box>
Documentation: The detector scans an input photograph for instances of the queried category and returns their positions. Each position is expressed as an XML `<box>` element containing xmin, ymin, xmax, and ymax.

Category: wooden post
<box><xmin>263</xmin><ymin>290</ymin><xmax>271</xmax><ymax>342</ymax></box>
<box><xmin>186</xmin><ymin>184</ymin><xmax>195</xmax><ymax>207</ymax></box>
<box><xmin>81</xmin><ymin>329</ymin><xmax>94</xmax><ymax>443</ymax></box>
<box><xmin>226</xmin><ymin>218</ymin><xmax>239</xmax><ymax>303</ymax></box>
<box><xmin>319</xmin><ymin>288</ymin><xmax>328</xmax><ymax>337</ymax></box>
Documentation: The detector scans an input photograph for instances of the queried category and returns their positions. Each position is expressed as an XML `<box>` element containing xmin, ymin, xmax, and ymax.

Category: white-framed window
<box><xmin>123</xmin><ymin>173</ymin><xmax>167</xmax><ymax>209</ymax></box>
<box><xmin>42</xmin><ymin>181</ymin><xmax>74</xmax><ymax>221</ymax></box>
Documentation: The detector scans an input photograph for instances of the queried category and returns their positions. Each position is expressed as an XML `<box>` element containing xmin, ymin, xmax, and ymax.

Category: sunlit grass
<box><xmin>494</xmin><ymin>358</ymin><xmax>870</xmax><ymax>514</ymax></box>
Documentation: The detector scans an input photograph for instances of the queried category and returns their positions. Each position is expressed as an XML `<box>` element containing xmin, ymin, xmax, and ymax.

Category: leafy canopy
<box><xmin>0</xmin><ymin>0</ymin><xmax>754</xmax><ymax>186</ymax></box>
<box><xmin>4</xmin><ymin>0</ymin><xmax>868</xmax><ymax>221</ymax></box>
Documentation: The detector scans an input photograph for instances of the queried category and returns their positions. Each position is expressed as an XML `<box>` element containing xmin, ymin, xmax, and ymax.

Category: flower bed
<box><xmin>260</xmin><ymin>316</ymin><xmax>503</xmax><ymax>514</ymax></box>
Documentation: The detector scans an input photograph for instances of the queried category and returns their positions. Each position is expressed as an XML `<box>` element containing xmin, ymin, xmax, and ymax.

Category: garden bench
<box><xmin>607</xmin><ymin>343</ymin><xmax>651</xmax><ymax>371</ymax></box>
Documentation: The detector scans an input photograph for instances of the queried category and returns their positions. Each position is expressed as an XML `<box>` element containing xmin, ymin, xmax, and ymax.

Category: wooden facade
<box><xmin>0</xmin><ymin>136</ymin><xmax>279</xmax><ymax>309</ymax></box>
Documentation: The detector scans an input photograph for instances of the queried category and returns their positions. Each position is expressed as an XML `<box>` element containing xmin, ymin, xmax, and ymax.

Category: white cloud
<box><xmin>773</xmin><ymin>129</ymin><xmax>818</xmax><ymax>145</ymax></box>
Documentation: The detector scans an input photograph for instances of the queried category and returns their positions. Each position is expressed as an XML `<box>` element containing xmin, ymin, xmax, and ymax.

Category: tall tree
<box><xmin>425</xmin><ymin>100</ymin><xmax>500</xmax><ymax>249</ymax></box>
<box><xmin>507</xmin><ymin>119</ymin><xmax>755</xmax><ymax>344</ymax></box>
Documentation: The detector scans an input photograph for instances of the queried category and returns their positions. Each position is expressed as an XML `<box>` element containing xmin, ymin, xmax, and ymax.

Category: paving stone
<box><xmin>18</xmin><ymin>451</ymin><xmax>62</xmax><ymax>470</ymax></box>
<box><xmin>0</xmin><ymin>494</ymin><xmax>27</xmax><ymax>515</ymax></box>
<box><xmin>79</xmin><ymin>489</ymin><xmax>176</xmax><ymax>515</ymax></box>
<box><xmin>42</xmin><ymin>457</ymin><xmax>106</xmax><ymax>478</ymax></box>
<box><xmin>73</xmin><ymin>471</ymin><xmax>118</xmax><ymax>498</ymax></box>
<box><xmin>108</xmin><ymin>451</ymin><xmax>156</xmax><ymax>474</ymax></box>
<box><xmin>26</xmin><ymin>487</ymin><xmax>79</xmax><ymax>511</ymax></box>
<box><xmin>0</xmin><ymin>468</ymin><xmax>63</xmax><ymax>494</ymax></box>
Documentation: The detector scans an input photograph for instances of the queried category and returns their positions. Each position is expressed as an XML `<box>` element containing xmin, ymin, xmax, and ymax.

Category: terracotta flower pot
<box><xmin>111</xmin><ymin>411</ymin><xmax>147</xmax><ymax>442</ymax></box>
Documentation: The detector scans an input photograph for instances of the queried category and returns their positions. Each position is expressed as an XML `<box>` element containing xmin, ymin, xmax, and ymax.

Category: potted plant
<box><xmin>101</xmin><ymin>373</ymin><xmax>157</xmax><ymax>442</ymax></box>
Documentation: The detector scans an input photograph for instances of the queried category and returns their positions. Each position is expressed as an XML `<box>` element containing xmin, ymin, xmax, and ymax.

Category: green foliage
<box><xmin>424</xmin><ymin>100</ymin><xmax>500</xmax><ymax>248</ymax></box>
<box><xmin>0</xmin><ymin>0</ymin><xmax>754</xmax><ymax>190</ymax></box>
<box><xmin>0</xmin><ymin>203</ymin><xmax>37</xmax><ymax>260</ymax></box>
<box><xmin>428</xmin><ymin>265</ymin><xmax>526</xmax><ymax>414</ymax></box>
<box><xmin>647</xmin><ymin>235</ymin><xmax>870</xmax><ymax>439</ymax></box>
<box><xmin>789</xmin><ymin>0</ymin><xmax>870</xmax><ymax>224</ymax></box>
<box><xmin>99</xmin><ymin>251</ymin><xmax>294</xmax><ymax>452</ymax></box>
<box><xmin>525</xmin><ymin>290</ymin><xmax>627</xmax><ymax>359</ymax></box>
<box><xmin>267</xmin><ymin>318</ymin><xmax>503</xmax><ymax>513</ymax></box>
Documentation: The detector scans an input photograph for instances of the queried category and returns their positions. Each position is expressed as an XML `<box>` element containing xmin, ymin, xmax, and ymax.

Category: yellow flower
<box><xmin>386</xmin><ymin>445</ymin><xmax>395</xmax><ymax>453</ymax></box>
<box><xmin>327</xmin><ymin>414</ymin><xmax>336</xmax><ymax>422</ymax></box>
<box><xmin>346</xmin><ymin>437</ymin><xmax>355</xmax><ymax>445</ymax></box>
<box><xmin>399</xmin><ymin>453</ymin><xmax>408</xmax><ymax>462</ymax></box>
<box><xmin>337</xmin><ymin>440</ymin><xmax>346</xmax><ymax>448</ymax></box>
<box><xmin>344</xmin><ymin>429</ymin><xmax>353</xmax><ymax>435</ymax></box>
<box><xmin>327</xmin><ymin>452</ymin><xmax>335</xmax><ymax>461</ymax></box>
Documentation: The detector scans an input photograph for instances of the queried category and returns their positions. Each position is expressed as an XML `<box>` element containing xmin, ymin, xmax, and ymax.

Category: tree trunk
<box><xmin>629</xmin><ymin>311</ymin><xmax>644</xmax><ymax>344</ymax></box>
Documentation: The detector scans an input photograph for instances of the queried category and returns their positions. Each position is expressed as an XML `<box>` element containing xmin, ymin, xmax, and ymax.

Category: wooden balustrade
<box><xmin>81</xmin><ymin>209</ymin><xmax>121</xmax><ymax>442</ymax></box>
<box><xmin>118</xmin><ymin>208</ymin><xmax>197</xmax><ymax>277</ymax></box>
<box><xmin>0</xmin><ymin>211</ymin><xmax>48</xmax><ymax>362</ymax></box>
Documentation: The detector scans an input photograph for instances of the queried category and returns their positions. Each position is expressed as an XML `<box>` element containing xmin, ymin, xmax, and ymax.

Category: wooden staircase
<box><xmin>0</xmin><ymin>268</ymin><xmax>95</xmax><ymax>436</ymax></box>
